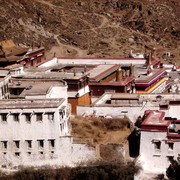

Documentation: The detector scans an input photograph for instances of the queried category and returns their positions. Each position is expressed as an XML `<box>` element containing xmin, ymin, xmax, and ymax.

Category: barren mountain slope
<box><xmin>0</xmin><ymin>0</ymin><xmax>179</xmax><ymax>64</ymax></box>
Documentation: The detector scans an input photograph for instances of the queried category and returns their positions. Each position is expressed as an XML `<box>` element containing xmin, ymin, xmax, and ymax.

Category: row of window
<box><xmin>0</xmin><ymin>112</ymin><xmax>55</xmax><ymax>123</ymax></box>
<box><xmin>2</xmin><ymin>150</ymin><xmax>55</xmax><ymax>158</ymax></box>
<box><xmin>1</xmin><ymin>139</ymin><xmax>55</xmax><ymax>150</ymax></box>
<box><xmin>153</xmin><ymin>140</ymin><xmax>174</xmax><ymax>151</ymax></box>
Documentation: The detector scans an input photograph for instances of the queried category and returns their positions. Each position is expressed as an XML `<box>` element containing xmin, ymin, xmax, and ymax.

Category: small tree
<box><xmin>166</xmin><ymin>154</ymin><xmax>180</xmax><ymax>180</ymax></box>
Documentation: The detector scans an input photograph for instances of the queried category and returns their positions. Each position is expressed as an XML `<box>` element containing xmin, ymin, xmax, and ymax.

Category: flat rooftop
<box><xmin>141</xmin><ymin>110</ymin><xmax>171</xmax><ymax>132</ymax></box>
<box><xmin>21</xmin><ymin>71</ymin><xmax>86</xmax><ymax>80</ymax></box>
<box><xmin>111</xmin><ymin>93</ymin><xmax>139</xmax><ymax>100</ymax></box>
<box><xmin>90</xmin><ymin>76</ymin><xmax>134</xmax><ymax>86</ymax></box>
<box><xmin>57</xmin><ymin>57</ymin><xmax>145</xmax><ymax>60</ymax></box>
<box><xmin>143</xmin><ymin>110</ymin><xmax>168</xmax><ymax>125</ymax></box>
<box><xmin>0</xmin><ymin>69</ymin><xmax>10</xmax><ymax>76</ymax></box>
<box><xmin>93</xmin><ymin>93</ymin><xmax>180</xmax><ymax>106</ymax></box>
<box><xmin>0</xmin><ymin>98</ymin><xmax>65</xmax><ymax>109</ymax></box>
<box><xmin>87</xmin><ymin>64</ymin><xmax>118</xmax><ymax>81</ymax></box>
<box><xmin>9</xmin><ymin>79</ymin><xmax>65</xmax><ymax>97</ymax></box>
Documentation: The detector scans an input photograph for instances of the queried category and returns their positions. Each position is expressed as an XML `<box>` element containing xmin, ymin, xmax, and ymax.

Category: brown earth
<box><xmin>0</xmin><ymin>0</ymin><xmax>180</xmax><ymax>65</ymax></box>
<box><xmin>71</xmin><ymin>116</ymin><xmax>131</xmax><ymax>144</ymax></box>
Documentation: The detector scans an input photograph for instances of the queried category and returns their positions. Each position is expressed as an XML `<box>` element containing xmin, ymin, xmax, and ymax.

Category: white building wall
<box><xmin>47</xmin><ymin>86</ymin><xmax>68</xmax><ymax>102</ymax></box>
<box><xmin>0</xmin><ymin>102</ymin><xmax>96</xmax><ymax>168</ymax></box>
<box><xmin>0</xmin><ymin>75</ymin><xmax>10</xmax><ymax>99</ymax></box>
<box><xmin>77</xmin><ymin>105</ymin><xmax>160</xmax><ymax>122</ymax></box>
<box><xmin>39</xmin><ymin>57</ymin><xmax>58</xmax><ymax>67</ymax></box>
<box><xmin>25</xmin><ymin>86</ymin><xmax>68</xmax><ymax>102</ymax></box>
<box><xmin>168</xmin><ymin>105</ymin><xmax>180</xmax><ymax>119</ymax></box>
<box><xmin>57</xmin><ymin>58</ymin><xmax>146</xmax><ymax>65</ymax></box>
<box><xmin>140</xmin><ymin>131</ymin><xmax>180</xmax><ymax>173</ymax></box>
<box><xmin>77</xmin><ymin>101</ymin><xmax>180</xmax><ymax>123</ymax></box>
<box><xmin>39</xmin><ymin>57</ymin><xmax>146</xmax><ymax>67</ymax></box>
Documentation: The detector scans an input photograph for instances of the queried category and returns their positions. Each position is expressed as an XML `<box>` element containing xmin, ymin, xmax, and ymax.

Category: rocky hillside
<box><xmin>0</xmin><ymin>0</ymin><xmax>179</xmax><ymax>64</ymax></box>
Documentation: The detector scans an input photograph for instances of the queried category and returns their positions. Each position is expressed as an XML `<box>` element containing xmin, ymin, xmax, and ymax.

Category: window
<box><xmin>48</xmin><ymin>139</ymin><xmax>55</xmax><ymax>149</ymax></box>
<box><xmin>26</xmin><ymin>140</ymin><xmax>32</xmax><ymax>149</ymax></box>
<box><xmin>59</xmin><ymin>111</ymin><xmax>65</xmax><ymax>120</ymax></box>
<box><xmin>14</xmin><ymin>140</ymin><xmax>20</xmax><ymax>149</ymax></box>
<box><xmin>1</xmin><ymin>141</ymin><xmax>7</xmax><ymax>150</ymax></box>
<box><xmin>1</xmin><ymin>113</ymin><xmax>7</xmax><ymax>122</ymax></box>
<box><xmin>13</xmin><ymin>113</ymin><xmax>19</xmax><ymax>122</ymax></box>
<box><xmin>168</xmin><ymin>142</ymin><xmax>174</xmax><ymax>150</ymax></box>
<box><xmin>48</xmin><ymin>113</ymin><xmax>54</xmax><ymax>120</ymax></box>
<box><xmin>154</xmin><ymin>141</ymin><xmax>161</xmax><ymax>151</ymax></box>
<box><xmin>15</xmin><ymin>152</ymin><xmax>20</xmax><ymax>157</ymax></box>
<box><xmin>37</xmin><ymin>140</ymin><xmax>44</xmax><ymax>149</ymax></box>
<box><xmin>36</xmin><ymin>113</ymin><xmax>43</xmax><ymax>121</ymax></box>
<box><xmin>59</xmin><ymin>112</ymin><xmax>63</xmax><ymax>119</ymax></box>
<box><xmin>25</xmin><ymin>113</ymin><xmax>31</xmax><ymax>122</ymax></box>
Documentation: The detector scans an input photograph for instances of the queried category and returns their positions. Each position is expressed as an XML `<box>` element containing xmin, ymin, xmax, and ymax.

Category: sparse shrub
<box><xmin>0</xmin><ymin>160</ymin><xmax>140</xmax><ymax>180</ymax></box>
<box><xmin>92</xmin><ymin>117</ymin><xmax>130</xmax><ymax>131</ymax></box>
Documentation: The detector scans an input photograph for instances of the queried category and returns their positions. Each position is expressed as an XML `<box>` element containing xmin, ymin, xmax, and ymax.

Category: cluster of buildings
<box><xmin>0</xmin><ymin>39</ymin><xmax>179</xmax><ymax>175</ymax></box>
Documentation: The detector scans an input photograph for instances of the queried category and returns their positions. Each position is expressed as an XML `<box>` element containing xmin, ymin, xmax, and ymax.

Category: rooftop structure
<box><xmin>141</xmin><ymin>110</ymin><xmax>171</xmax><ymax>131</ymax></box>
<box><xmin>87</xmin><ymin>64</ymin><xmax>118</xmax><ymax>82</ymax></box>
<box><xmin>8</xmin><ymin>78</ymin><xmax>67</xmax><ymax>100</ymax></box>
<box><xmin>13</xmin><ymin>72</ymin><xmax>90</xmax><ymax>114</ymax></box>
<box><xmin>135</xmin><ymin>68</ymin><xmax>169</xmax><ymax>94</ymax></box>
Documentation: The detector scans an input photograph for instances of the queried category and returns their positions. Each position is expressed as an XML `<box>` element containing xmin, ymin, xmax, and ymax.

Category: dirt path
<box><xmin>53</xmin><ymin>34</ymin><xmax>88</xmax><ymax>57</ymax></box>
<box><xmin>34</xmin><ymin>0</ymin><xmax>180</xmax><ymax>64</ymax></box>
<box><xmin>34</xmin><ymin>0</ymin><xmax>132</xmax><ymax>58</ymax></box>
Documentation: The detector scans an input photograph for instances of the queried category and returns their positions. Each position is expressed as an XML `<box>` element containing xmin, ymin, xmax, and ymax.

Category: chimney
<box><xmin>116</xmin><ymin>65</ymin><xmax>123</xmax><ymax>81</ymax></box>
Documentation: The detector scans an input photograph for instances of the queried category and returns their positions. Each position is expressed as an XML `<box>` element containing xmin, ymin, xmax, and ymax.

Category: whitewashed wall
<box><xmin>140</xmin><ymin>131</ymin><xmax>180</xmax><ymax>173</ymax></box>
<box><xmin>25</xmin><ymin>86</ymin><xmax>68</xmax><ymax>103</ymax></box>
<box><xmin>57</xmin><ymin>58</ymin><xmax>146</xmax><ymax>65</ymax></box>
<box><xmin>39</xmin><ymin>57</ymin><xmax>58</xmax><ymax>67</ymax></box>
<box><xmin>77</xmin><ymin>105</ymin><xmax>160</xmax><ymax>122</ymax></box>
<box><xmin>0</xmin><ymin>136</ymin><xmax>96</xmax><ymax>168</ymax></box>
